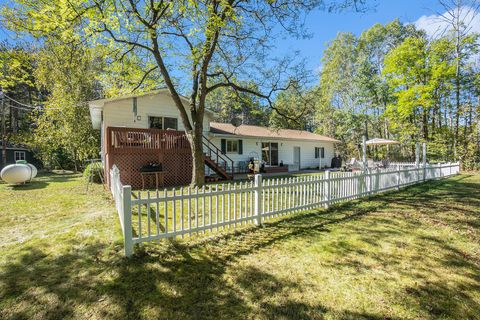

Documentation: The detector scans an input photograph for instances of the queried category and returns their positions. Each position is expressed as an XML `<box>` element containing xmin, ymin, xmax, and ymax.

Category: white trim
<box><xmin>14</xmin><ymin>151</ymin><xmax>26</xmax><ymax>161</ymax></box>
<box><xmin>226</xmin><ymin>139</ymin><xmax>239</xmax><ymax>154</ymax></box>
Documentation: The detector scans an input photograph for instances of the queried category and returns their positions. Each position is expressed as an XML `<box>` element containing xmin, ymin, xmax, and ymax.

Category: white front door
<box><xmin>293</xmin><ymin>147</ymin><xmax>300</xmax><ymax>171</ymax></box>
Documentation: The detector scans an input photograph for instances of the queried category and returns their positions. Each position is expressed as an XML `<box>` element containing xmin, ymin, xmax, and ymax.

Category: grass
<box><xmin>0</xmin><ymin>172</ymin><xmax>479</xmax><ymax>319</ymax></box>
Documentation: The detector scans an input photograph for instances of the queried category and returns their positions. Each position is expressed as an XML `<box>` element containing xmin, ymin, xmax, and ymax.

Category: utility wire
<box><xmin>3</xmin><ymin>94</ymin><xmax>38</xmax><ymax>109</ymax></box>
<box><xmin>6</xmin><ymin>104</ymin><xmax>35</xmax><ymax>111</ymax></box>
<box><xmin>4</xmin><ymin>94</ymin><xmax>92</xmax><ymax>110</ymax></box>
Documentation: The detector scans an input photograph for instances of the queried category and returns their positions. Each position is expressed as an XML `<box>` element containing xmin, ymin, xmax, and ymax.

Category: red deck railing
<box><xmin>108</xmin><ymin>127</ymin><xmax>190</xmax><ymax>151</ymax></box>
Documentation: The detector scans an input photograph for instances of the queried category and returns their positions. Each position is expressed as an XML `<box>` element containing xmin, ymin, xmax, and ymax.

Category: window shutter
<box><xmin>132</xmin><ymin>97</ymin><xmax>137</xmax><ymax>116</ymax></box>
<box><xmin>315</xmin><ymin>147</ymin><xmax>319</xmax><ymax>159</ymax></box>
<box><xmin>221</xmin><ymin>139</ymin><xmax>226</xmax><ymax>154</ymax></box>
<box><xmin>238</xmin><ymin>140</ymin><xmax>243</xmax><ymax>154</ymax></box>
<box><xmin>321</xmin><ymin>147</ymin><xmax>325</xmax><ymax>159</ymax></box>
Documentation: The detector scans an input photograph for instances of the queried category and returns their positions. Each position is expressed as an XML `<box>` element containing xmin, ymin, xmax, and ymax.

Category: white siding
<box><xmin>209</xmin><ymin>136</ymin><xmax>336</xmax><ymax>170</ymax></box>
<box><xmin>102</xmin><ymin>92</ymin><xmax>210</xmax><ymax>134</ymax></box>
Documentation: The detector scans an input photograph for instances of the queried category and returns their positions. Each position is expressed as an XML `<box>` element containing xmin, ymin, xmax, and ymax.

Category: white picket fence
<box><xmin>111</xmin><ymin>162</ymin><xmax>460</xmax><ymax>257</ymax></box>
<box><xmin>110</xmin><ymin>166</ymin><xmax>133</xmax><ymax>256</ymax></box>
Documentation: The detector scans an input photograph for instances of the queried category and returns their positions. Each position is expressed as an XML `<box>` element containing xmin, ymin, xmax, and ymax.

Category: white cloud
<box><xmin>413</xmin><ymin>6</ymin><xmax>480</xmax><ymax>38</ymax></box>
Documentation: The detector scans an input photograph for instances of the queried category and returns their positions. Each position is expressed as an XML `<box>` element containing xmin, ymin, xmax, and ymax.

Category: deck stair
<box><xmin>203</xmin><ymin>136</ymin><xmax>234</xmax><ymax>180</ymax></box>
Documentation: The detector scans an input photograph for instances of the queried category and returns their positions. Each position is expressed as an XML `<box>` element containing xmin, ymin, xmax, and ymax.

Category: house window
<box><xmin>315</xmin><ymin>147</ymin><xmax>325</xmax><ymax>159</ymax></box>
<box><xmin>148</xmin><ymin>116</ymin><xmax>178</xmax><ymax>130</ymax></box>
<box><xmin>14</xmin><ymin>151</ymin><xmax>26</xmax><ymax>161</ymax></box>
<box><xmin>164</xmin><ymin>117</ymin><xmax>178</xmax><ymax>130</ymax></box>
<box><xmin>149</xmin><ymin>116</ymin><xmax>163</xmax><ymax>129</ymax></box>
<box><xmin>226</xmin><ymin>140</ymin><xmax>238</xmax><ymax>153</ymax></box>
<box><xmin>261</xmin><ymin>142</ymin><xmax>279</xmax><ymax>166</ymax></box>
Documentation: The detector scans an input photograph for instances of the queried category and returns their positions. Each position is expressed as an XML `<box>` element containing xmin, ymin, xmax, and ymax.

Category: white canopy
<box><xmin>365</xmin><ymin>138</ymin><xmax>400</xmax><ymax>146</ymax></box>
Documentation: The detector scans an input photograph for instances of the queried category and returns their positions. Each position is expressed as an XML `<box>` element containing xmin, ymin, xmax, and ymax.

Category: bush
<box><xmin>83</xmin><ymin>162</ymin><xmax>104</xmax><ymax>183</ymax></box>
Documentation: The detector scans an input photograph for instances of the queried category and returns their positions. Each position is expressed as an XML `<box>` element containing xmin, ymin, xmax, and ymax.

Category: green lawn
<box><xmin>0</xmin><ymin>172</ymin><xmax>479</xmax><ymax>319</ymax></box>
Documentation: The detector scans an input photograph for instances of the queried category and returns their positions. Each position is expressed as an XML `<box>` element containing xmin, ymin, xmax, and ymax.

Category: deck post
<box><xmin>254</xmin><ymin>174</ymin><xmax>263</xmax><ymax>226</ymax></box>
<box><xmin>122</xmin><ymin>185</ymin><xmax>134</xmax><ymax>257</ymax></box>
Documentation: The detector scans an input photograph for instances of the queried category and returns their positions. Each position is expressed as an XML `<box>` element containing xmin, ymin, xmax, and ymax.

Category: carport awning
<box><xmin>365</xmin><ymin>138</ymin><xmax>400</xmax><ymax>146</ymax></box>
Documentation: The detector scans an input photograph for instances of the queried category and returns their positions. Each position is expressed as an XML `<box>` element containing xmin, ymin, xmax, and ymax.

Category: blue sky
<box><xmin>274</xmin><ymin>0</ymin><xmax>450</xmax><ymax>73</ymax></box>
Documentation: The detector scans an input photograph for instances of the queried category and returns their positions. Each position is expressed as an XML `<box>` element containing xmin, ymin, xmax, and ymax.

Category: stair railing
<box><xmin>202</xmin><ymin>135</ymin><xmax>234</xmax><ymax>178</ymax></box>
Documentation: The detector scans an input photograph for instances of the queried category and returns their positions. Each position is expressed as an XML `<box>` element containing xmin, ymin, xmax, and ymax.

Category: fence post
<box><xmin>365</xmin><ymin>168</ymin><xmax>372</xmax><ymax>195</ymax></box>
<box><xmin>324</xmin><ymin>170</ymin><xmax>330</xmax><ymax>209</ymax></box>
<box><xmin>122</xmin><ymin>185</ymin><xmax>133</xmax><ymax>257</ymax></box>
<box><xmin>422</xmin><ymin>142</ymin><xmax>427</xmax><ymax>181</ymax></box>
<box><xmin>254</xmin><ymin>174</ymin><xmax>263</xmax><ymax>226</ymax></box>
<box><xmin>396</xmin><ymin>165</ymin><xmax>400</xmax><ymax>190</ymax></box>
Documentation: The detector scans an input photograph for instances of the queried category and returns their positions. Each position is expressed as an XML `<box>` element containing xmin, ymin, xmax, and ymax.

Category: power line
<box><xmin>6</xmin><ymin>105</ymin><xmax>35</xmax><ymax>111</ymax></box>
<box><xmin>3</xmin><ymin>94</ymin><xmax>38</xmax><ymax>109</ymax></box>
<box><xmin>4</xmin><ymin>94</ymin><xmax>91</xmax><ymax>110</ymax></box>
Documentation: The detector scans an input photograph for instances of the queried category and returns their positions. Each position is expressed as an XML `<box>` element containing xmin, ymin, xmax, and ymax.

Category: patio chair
<box><xmin>237</xmin><ymin>161</ymin><xmax>247</xmax><ymax>173</ymax></box>
<box><xmin>381</xmin><ymin>159</ymin><xmax>390</xmax><ymax>169</ymax></box>
<box><xmin>367</xmin><ymin>159</ymin><xmax>376</xmax><ymax>169</ymax></box>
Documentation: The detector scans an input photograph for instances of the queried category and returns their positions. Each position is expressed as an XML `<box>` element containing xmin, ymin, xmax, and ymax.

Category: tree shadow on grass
<box><xmin>1</xmin><ymin>175</ymin><xmax>479</xmax><ymax>319</ymax></box>
<box><xmin>0</xmin><ymin>201</ymin><xmax>386</xmax><ymax>320</ymax></box>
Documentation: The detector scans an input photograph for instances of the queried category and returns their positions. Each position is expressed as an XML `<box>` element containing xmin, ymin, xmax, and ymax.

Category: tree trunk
<box><xmin>73</xmin><ymin>149</ymin><xmax>78</xmax><ymax>172</ymax></box>
<box><xmin>423</xmin><ymin>108</ymin><xmax>429</xmax><ymax>141</ymax></box>
<box><xmin>187</xmin><ymin>121</ymin><xmax>205</xmax><ymax>187</ymax></box>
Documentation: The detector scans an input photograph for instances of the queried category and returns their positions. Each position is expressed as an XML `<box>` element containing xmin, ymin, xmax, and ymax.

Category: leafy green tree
<box><xmin>316</xmin><ymin>32</ymin><xmax>359</xmax><ymax>146</ymax></box>
<box><xmin>383</xmin><ymin>35</ymin><xmax>461</xmax><ymax>155</ymax></box>
<box><xmin>0</xmin><ymin>43</ymin><xmax>38</xmax><ymax>167</ymax></box>
<box><xmin>435</xmin><ymin>0</ymin><xmax>480</xmax><ymax>157</ymax></box>
<box><xmin>269</xmin><ymin>85</ymin><xmax>316</xmax><ymax>130</ymax></box>
<box><xmin>206</xmin><ymin>82</ymin><xmax>269</xmax><ymax>126</ymax></box>
<box><xmin>31</xmin><ymin>40</ymin><xmax>100</xmax><ymax>171</ymax></box>
<box><xmin>356</xmin><ymin>20</ymin><xmax>421</xmax><ymax>139</ymax></box>
<box><xmin>384</xmin><ymin>36</ymin><xmax>433</xmax><ymax>141</ymax></box>
<box><xmin>4</xmin><ymin>0</ymin><xmax>370</xmax><ymax>186</ymax></box>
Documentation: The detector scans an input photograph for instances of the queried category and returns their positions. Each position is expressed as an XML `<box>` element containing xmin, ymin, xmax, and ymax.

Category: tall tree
<box><xmin>269</xmin><ymin>85</ymin><xmax>316</xmax><ymax>130</ymax></box>
<box><xmin>435</xmin><ymin>0</ymin><xmax>480</xmax><ymax>157</ymax></box>
<box><xmin>356</xmin><ymin>20</ymin><xmax>421</xmax><ymax>139</ymax></box>
<box><xmin>206</xmin><ymin>82</ymin><xmax>269</xmax><ymax>126</ymax></box>
<box><xmin>0</xmin><ymin>43</ymin><xmax>37</xmax><ymax>167</ymax></box>
<box><xmin>4</xmin><ymin>0</ymin><xmax>369</xmax><ymax>186</ymax></box>
<box><xmin>31</xmin><ymin>40</ymin><xmax>100</xmax><ymax>171</ymax></box>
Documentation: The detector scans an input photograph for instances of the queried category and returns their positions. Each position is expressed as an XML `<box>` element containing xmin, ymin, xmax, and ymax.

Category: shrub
<box><xmin>83</xmin><ymin>162</ymin><xmax>104</xmax><ymax>183</ymax></box>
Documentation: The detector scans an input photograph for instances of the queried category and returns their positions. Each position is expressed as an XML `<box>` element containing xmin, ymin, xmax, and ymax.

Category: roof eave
<box><xmin>209</xmin><ymin>132</ymin><xmax>339</xmax><ymax>143</ymax></box>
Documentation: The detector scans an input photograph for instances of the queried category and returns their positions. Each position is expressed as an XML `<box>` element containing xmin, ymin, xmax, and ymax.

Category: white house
<box><xmin>208</xmin><ymin>122</ymin><xmax>338</xmax><ymax>172</ymax></box>
<box><xmin>89</xmin><ymin>90</ymin><xmax>339</xmax><ymax>187</ymax></box>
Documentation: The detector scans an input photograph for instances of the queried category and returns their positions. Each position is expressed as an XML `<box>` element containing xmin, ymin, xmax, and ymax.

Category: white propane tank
<box><xmin>0</xmin><ymin>163</ymin><xmax>36</xmax><ymax>184</ymax></box>
<box><xmin>27</xmin><ymin>163</ymin><xmax>38</xmax><ymax>179</ymax></box>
